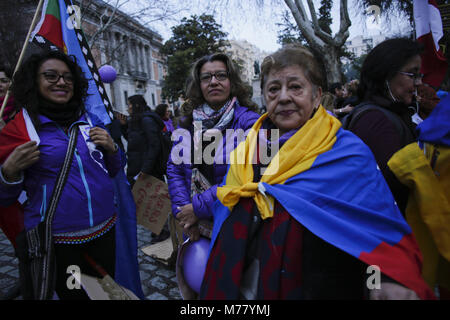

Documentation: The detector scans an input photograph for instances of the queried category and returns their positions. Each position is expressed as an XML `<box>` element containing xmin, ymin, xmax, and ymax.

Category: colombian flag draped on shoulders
<box><xmin>210</xmin><ymin>106</ymin><xmax>435</xmax><ymax>299</ymax></box>
<box><xmin>0</xmin><ymin>0</ymin><xmax>143</xmax><ymax>298</ymax></box>
<box><xmin>388</xmin><ymin>94</ymin><xmax>450</xmax><ymax>298</ymax></box>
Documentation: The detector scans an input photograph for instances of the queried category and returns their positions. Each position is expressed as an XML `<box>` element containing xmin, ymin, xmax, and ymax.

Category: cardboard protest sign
<box><xmin>80</xmin><ymin>253</ymin><xmax>140</xmax><ymax>300</ymax></box>
<box><xmin>141</xmin><ymin>237</ymin><xmax>174</xmax><ymax>266</ymax></box>
<box><xmin>79</xmin><ymin>273</ymin><xmax>140</xmax><ymax>300</ymax></box>
<box><xmin>132</xmin><ymin>174</ymin><xmax>171</xmax><ymax>235</ymax></box>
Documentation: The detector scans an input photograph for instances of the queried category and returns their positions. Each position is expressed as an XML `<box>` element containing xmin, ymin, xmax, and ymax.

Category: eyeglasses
<box><xmin>397</xmin><ymin>71</ymin><xmax>424</xmax><ymax>81</ymax></box>
<box><xmin>40</xmin><ymin>71</ymin><xmax>74</xmax><ymax>84</ymax></box>
<box><xmin>199</xmin><ymin>71</ymin><xmax>229</xmax><ymax>83</ymax></box>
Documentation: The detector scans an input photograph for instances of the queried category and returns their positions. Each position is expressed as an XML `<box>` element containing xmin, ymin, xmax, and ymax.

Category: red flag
<box><xmin>0</xmin><ymin>110</ymin><xmax>39</xmax><ymax>163</ymax></box>
<box><xmin>0</xmin><ymin>201</ymin><xmax>24</xmax><ymax>248</ymax></box>
<box><xmin>414</xmin><ymin>0</ymin><xmax>448</xmax><ymax>88</ymax></box>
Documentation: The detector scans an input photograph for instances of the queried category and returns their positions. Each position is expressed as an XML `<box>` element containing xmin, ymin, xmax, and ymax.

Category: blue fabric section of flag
<box><xmin>59</xmin><ymin>0</ymin><xmax>111</xmax><ymax>125</ymax></box>
<box><xmin>210</xmin><ymin>129</ymin><xmax>411</xmax><ymax>259</ymax></box>
<box><xmin>87</xmin><ymin>114</ymin><xmax>144</xmax><ymax>298</ymax></box>
<box><xmin>112</xmin><ymin>169</ymin><xmax>145</xmax><ymax>299</ymax></box>
<box><xmin>417</xmin><ymin>93</ymin><xmax>450</xmax><ymax>147</ymax></box>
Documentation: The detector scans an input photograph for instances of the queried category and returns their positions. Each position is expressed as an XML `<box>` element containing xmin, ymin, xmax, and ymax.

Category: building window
<box><xmin>152</xmin><ymin>93</ymin><xmax>156</xmax><ymax>107</ymax></box>
<box><xmin>158</xmin><ymin>64</ymin><xmax>163</xmax><ymax>80</ymax></box>
<box><xmin>124</xmin><ymin>90</ymin><xmax>128</xmax><ymax>106</ymax></box>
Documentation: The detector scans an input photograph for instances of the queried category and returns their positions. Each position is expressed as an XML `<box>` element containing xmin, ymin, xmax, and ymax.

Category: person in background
<box><xmin>334</xmin><ymin>79</ymin><xmax>359</xmax><ymax>119</ymax></box>
<box><xmin>416</xmin><ymin>83</ymin><xmax>440</xmax><ymax>121</ymax></box>
<box><xmin>329</xmin><ymin>82</ymin><xmax>344</xmax><ymax>109</ymax></box>
<box><xmin>0</xmin><ymin>50</ymin><xmax>121</xmax><ymax>299</ymax></box>
<box><xmin>0</xmin><ymin>63</ymin><xmax>24</xmax><ymax>300</ymax></box>
<box><xmin>320</xmin><ymin>91</ymin><xmax>336</xmax><ymax>115</ymax></box>
<box><xmin>0</xmin><ymin>65</ymin><xmax>16</xmax><ymax>130</ymax></box>
<box><xmin>200</xmin><ymin>44</ymin><xmax>434</xmax><ymax>300</ymax></box>
<box><xmin>126</xmin><ymin>95</ymin><xmax>170</xmax><ymax>243</ymax></box>
<box><xmin>106</xmin><ymin>111</ymin><xmax>127</xmax><ymax>152</ymax></box>
<box><xmin>167</xmin><ymin>53</ymin><xmax>259</xmax><ymax>242</ymax></box>
<box><xmin>346</xmin><ymin>38</ymin><xmax>423</xmax><ymax>216</ymax></box>
<box><xmin>155</xmin><ymin>103</ymin><xmax>174</xmax><ymax>133</ymax></box>
<box><xmin>126</xmin><ymin>95</ymin><xmax>166</xmax><ymax>185</ymax></box>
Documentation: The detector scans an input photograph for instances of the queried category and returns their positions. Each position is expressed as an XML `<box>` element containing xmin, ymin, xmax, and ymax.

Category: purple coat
<box><xmin>0</xmin><ymin>113</ymin><xmax>122</xmax><ymax>234</ymax></box>
<box><xmin>167</xmin><ymin>102</ymin><xmax>259</xmax><ymax>219</ymax></box>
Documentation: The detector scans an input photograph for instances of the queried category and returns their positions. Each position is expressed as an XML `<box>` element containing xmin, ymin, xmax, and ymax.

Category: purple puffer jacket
<box><xmin>0</xmin><ymin>112</ymin><xmax>122</xmax><ymax>234</ymax></box>
<box><xmin>167</xmin><ymin>102</ymin><xmax>259</xmax><ymax>219</ymax></box>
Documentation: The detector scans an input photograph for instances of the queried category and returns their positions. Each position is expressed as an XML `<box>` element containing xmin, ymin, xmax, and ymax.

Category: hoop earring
<box><xmin>386</xmin><ymin>80</ymin><xmax>397</xmax><ymax>102</ymax></box>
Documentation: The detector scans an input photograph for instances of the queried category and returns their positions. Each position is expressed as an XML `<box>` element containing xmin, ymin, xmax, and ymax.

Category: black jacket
<box><xmin>126</xmin><ymin>110</ymin><xmax>165</xmax><ymax>180</ymax></box>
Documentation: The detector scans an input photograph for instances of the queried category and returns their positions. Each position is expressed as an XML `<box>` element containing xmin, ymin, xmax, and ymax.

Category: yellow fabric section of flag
<box><xmin>388</xmin><ymin>142</ymin><xmax>450</xmax><ymax>289</ymax></box>
<box><xmin>217</xmin><ymin>106</ymin><xmax>341</xmax><ymax>220</ymax></box>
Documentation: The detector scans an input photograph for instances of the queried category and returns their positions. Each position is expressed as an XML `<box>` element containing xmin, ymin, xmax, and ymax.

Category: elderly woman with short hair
<box><xmin>199</xmin><ymin>45</ymin><xmax>434</xmax><ymax>300</ymax></box>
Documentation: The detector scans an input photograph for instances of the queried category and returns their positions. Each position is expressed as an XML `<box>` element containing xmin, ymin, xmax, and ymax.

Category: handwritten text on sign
<box><xmin>132</xmin><ymin>175</ymin><xmax>171</xmax><ymax>235</ymax></box>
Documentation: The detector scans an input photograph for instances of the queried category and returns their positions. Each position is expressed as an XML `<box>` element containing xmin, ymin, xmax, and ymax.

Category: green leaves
<box><xmin>161</xmin><ymin>14</ymin><xmax>229</xmax><ymax>102</ymax></box>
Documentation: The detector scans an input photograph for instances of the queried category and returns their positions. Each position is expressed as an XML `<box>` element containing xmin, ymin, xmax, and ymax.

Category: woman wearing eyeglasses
<box><xmin>167</xmin><ymin>53</ymin><xmax>260</xmax><ymax>244</ymax></box>
<box><xmin>0</xmin><ymin>50</ymin><xmax>121</xmax><ymax>299</ymax></box>
<box><xmin>346</xmin><ymin>38</ymin><xmax>423</xmax><ymax>215</ymax></box>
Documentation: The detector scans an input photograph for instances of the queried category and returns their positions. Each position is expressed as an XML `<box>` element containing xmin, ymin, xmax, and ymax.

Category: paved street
<box><xmin>0</xmin><ymin>225</ymin><xmax>182</xmax><ymax>300</ymax></box>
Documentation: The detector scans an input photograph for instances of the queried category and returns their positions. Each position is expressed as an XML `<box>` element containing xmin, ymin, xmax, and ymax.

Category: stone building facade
<box><xmin>226</xmin><ymin>39</ymin><xmax>271</xmax><ymax>112</ymax></box>
<box><xmin>79</xmin><ymin>0</ymin><xmax>167</xmax><ymax>115</ymax></box>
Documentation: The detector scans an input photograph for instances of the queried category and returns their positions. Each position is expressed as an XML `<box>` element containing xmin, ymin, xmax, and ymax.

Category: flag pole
<box><xmin>0</xmin><ymin>0</ymin><xmax>45</xmax><ymax>120</ymax></box>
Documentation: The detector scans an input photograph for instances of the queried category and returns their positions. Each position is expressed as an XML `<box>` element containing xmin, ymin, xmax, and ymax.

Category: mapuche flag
<box><xmin>30</xmin><ymin>0</ymin><xmax>113</xmax><ymax>125</ymax></box>
<box><xmin>414</xmin><ymin>0</ymin><xmax>448</xmax><ymax>88</ymax></box>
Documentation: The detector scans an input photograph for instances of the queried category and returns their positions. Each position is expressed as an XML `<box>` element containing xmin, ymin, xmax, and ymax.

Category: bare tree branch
<box><xmin>306</xmin><ymin>0</ymin><xmax>333</xmax><ymax>44</ymax></box>
<box><xmin>284</xmin><ymin>0</ymin><xmax>326</xmax><ymax>50</ymax></box>
<box><xmin>335</xmin><ymin>0</ymin><xmax>351</xmax><ymax>45</ymax></box>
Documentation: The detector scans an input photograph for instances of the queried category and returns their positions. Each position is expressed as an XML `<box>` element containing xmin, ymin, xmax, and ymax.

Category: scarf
<box><xmin>38</xmin><ymin>98</ymin><xmax>82</xmax><ymax>128</ymax></box>
<box><xmin>217</xmin><ymin>106</ymin><xmax>341</xmax><ymax>220</ymax></box>
<box><xmin>193</xmin><ymin>97</ymin><xmax>236</xmax><ymax>132</ymax></box>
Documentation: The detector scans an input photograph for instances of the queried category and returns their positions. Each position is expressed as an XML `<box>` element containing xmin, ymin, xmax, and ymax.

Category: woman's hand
<box><xmin>370</xmin><ymin>282</ymin><xmax>420</xmax><ymax>300</ymax></box>
<box><xmin>334</xmin><ymin>104</ymin><xmax>354</xmax><ymax>115</ymax></box>
<box><xmin>177</xmin><ymin>204</ymin><xmax>200</xmax><ymax>241</ymax></box>
<box><xmin>89</xmin><ymin>127</ymin><xmax>117</xmax><ymax>154</ymax></box>
<box><xmin>177</xmin><ymin>204</ymin><xmax>198</xmax><ymax>229</ymax></box>
<box><xmin>2</xmin><ymin>141</ymin><xmax>40</xmax><ymax>182</ymax></box>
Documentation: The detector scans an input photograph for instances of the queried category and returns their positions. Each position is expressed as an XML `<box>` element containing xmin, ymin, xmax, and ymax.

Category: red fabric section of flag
<box><xmin>359</xmin><ymin>233</ymin><xmax>436</xmax><ymax>300</ymax></box>
<box><xmin>37</xmin><ymin>13</ymin><xmax>64</xmax><ymax>49</ymax></box>
<box><xmin>429</xmin><ymin>0</ymin><xmax>438</xmax><ymax>9</ymax></box>
<box><xmin>0</xmin><ymin>201</ymin><xmax>24</xmax><ymax>248</ymax></box>
<box><xmin>418</xmin><ymin>32</ymin><xmax>448</xmax><ymax>88</ymax></box>
<box><xmin>0</xmin><ymin>111</ymin><xmax>31</xmax><ymax>164</ymax></box>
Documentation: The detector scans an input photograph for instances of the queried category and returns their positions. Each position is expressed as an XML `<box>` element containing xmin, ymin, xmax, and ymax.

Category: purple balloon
<box><xmin>183</xmin><ymin>237</ymin><xmax>210</xmax><ymax>293</ymax></box>
<box><xmin>98</xmin><ymin>65</ymin><xmax>117</xmax><ymax>83</ymax></box>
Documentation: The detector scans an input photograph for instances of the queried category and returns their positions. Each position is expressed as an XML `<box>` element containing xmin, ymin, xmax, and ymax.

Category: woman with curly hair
<box><xmin>167</xmin><ymin>53</ymin><xmax>260</xmax><ymax>242</ymax></box>
<box><xmin>0</xmin><ymin>50</ymin><xmax>121</xmax><ymax>299</ymax></box>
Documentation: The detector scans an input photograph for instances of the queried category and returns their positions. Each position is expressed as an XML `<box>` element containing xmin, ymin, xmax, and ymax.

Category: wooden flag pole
<box><xmin>0</xmin><ymin>0</ymin><xmax>45</xmax><ymax>119</ymax></box>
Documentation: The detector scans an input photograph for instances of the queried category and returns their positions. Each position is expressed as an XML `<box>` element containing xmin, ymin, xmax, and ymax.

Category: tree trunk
<box><xmin>322</xmin><ymin>47</ymin><xmax>343</xmax><ymax>86</ymax></box>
